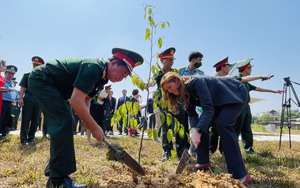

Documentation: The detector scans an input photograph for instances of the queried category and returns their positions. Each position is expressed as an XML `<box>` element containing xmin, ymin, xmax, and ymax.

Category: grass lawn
<box><xmin>0</xmin><ymin>132</ymin><xmax>299</xmax><ymax>188</ymax></box>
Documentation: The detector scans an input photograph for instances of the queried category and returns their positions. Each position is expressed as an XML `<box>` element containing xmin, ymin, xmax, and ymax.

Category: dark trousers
<box><xmin>162</xmin><ymin>107</ymin><xmax>190</xmax><ymax>158</ymax></box>
<box><xmin>20</xmin><ymin>94</ymin><xmax>41</xmax><ymax>143</ymax></box>
<box><xmin>197</xmin><ymin>103</ymin><xmax>248</xmax><ymax>179</ymax></box>
<box><xmin>209</xmin><ymin>123</ymin><xmax>223</xmax><ymax>154</ymax></box>
<box><xmin>28</xmin><ymin>69</ymin><xmax>76</xmax><ymax>178</ymax></box>
<box><xmin>42</xmin><ymin>114</ymin><xmax>48</xmax><ymax>136</ymax></box>
<box><xmin>12</xmin><ymin>105</ymin><xmax>21</xmax><ymax>130</ymax></box>
<box><xmin>118</xmin><ymin>119</ymin><xmax>128</xmax><ymax>134</ymax></box>
<box><xmin>0</xmin><ymin>101</ymin><xmax>13</xmax><ymax>136</ymax></box>
<box><xmin>235</xmin><ymin>104</ymin><xmax>253</xmax><ymax>150</ymax></box>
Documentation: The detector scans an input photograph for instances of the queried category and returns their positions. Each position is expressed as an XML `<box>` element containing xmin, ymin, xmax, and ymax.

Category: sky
<box><xmin>1</xmin><ymin>0</ymin><xmax>300</xmax><ymax>115</ymax></box>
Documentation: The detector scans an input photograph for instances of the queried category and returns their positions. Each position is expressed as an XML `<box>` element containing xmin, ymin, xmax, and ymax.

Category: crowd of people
<box><xmin>0</xmin><ymin>47</ymin><xmax>283</xmax><ymax>187</ymax></box>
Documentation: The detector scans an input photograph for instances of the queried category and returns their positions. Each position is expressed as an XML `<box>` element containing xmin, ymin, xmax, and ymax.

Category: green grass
<box><xmin>252</xmin><ymin>123</ymin><xmax>300</xmax><ymax>135</ymax></box>
<box><xmin>0</xmin><ymin>134</ymin><xmax>299</xmax><ymax>188</ymax></box>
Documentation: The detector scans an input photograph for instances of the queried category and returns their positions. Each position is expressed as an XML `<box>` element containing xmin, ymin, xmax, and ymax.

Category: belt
<box><xmin>3</xmin><ymin>100</ymin><xmax>13</xmax><ymax>103</ymax></box>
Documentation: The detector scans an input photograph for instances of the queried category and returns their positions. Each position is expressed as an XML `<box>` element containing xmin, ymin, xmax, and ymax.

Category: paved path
<box><xmin>8</xmin><ymin>130</ymin><xmax>300</xmax><ymax>142</ymax></box>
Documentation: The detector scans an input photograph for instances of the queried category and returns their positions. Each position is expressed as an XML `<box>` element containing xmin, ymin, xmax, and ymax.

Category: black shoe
<box><xmin>44</xmin><ymin>163</ymin><xmax>50</xmax><ymax>177</ymax></box>
<box><xmin>161</xmin><ymin>153</ymin><xmax>170</xmax><ymax>162</ymax></box>
<box><xmin>245</xmin><ymin>147</ymin><xmax>256</xmax><ymax>155</ymax></box>
<box><xmin>47</xmin><ymin>176</ymin><xmax>87</xmax><ymax>188</ymax></box>
<box><xmin>28</xmin><ymin>140</ymin><xmax>36</xmax><ymax>146</ymax></box>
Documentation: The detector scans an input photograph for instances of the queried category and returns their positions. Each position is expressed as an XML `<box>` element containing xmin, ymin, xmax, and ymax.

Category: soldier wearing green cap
<box><xmin>233</xmin><ymin>58</ymin><xmax>283</xmax><ymax>154</ymax></box>
<box><xmin>19</xmin><ymin>56</ymin><xmax>45</xmax><ymax>146</ymax></box>
<box><xmin>28</xmin><ymin>48</ymin><xmax>143</xmax><ymax>188</ymax></box>
<box><xmin>11</xmin><ymin>77</ymin><xmax>21</xmax><ymax>130</ymax></box>
<box><xmin>147</xmin><ymin>47</ymin><xmax>190</xmax><ymax>161</ymax></box>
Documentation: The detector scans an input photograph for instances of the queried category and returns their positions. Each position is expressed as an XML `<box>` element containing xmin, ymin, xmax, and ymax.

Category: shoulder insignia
<box><xmin>197</xmin><ymin>68</ymin><xmax>204</xmax><ymax>72</ymax></box>
<box><xmin>178</xmin><ymin>66</ymin><xmax>185</xmax><ymax>70</ymax></box>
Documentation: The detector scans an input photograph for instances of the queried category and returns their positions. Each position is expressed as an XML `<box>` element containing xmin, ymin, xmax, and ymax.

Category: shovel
<box><xmin>175</xmin><ymin>149</ymin><xmax>190</xmax><ymax>174</ymax></box>
<box><xmin>103</xmin><ymin>138</ymin><xmax>145</xmax><ymax>176</ymax></box>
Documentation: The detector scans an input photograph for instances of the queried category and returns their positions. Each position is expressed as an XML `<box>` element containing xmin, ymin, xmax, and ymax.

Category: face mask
<box><xmin>194</xmin><ymin>62</ymin><xmax>202</xmax><ymax>68</ymax></box>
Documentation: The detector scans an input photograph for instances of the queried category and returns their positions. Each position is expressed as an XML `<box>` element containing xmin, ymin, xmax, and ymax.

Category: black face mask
<box><xmin>194</xmin><ymin>62</ymin><xmax>202</xmax><ymax>68</ymax></box>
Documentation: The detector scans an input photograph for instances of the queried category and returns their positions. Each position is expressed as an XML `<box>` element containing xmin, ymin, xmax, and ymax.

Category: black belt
<box><xmin>3</xmin><ymin>100</ymin><xmax>12</xmax><ymax>104</ymax></box>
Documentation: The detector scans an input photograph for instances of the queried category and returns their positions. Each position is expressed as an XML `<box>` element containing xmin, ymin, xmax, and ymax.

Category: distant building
<box><xmin>258</xmin><ymin>109</ymin><xmax>280</xmax><ymax>121</ymax></box>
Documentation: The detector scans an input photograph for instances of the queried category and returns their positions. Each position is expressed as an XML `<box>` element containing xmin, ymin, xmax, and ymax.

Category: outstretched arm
<box><xmin>255</xmin><ymin>87</ymin><xmax>284</xmax><ymax>94</ymax></box>
<box><xmin>240</xmin><ymin>75</ymin><xmax>273</xmax><ymax>83</ymax></box>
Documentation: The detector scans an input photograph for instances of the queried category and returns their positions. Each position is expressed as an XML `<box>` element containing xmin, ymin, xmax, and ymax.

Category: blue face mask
<box><xmin>194</xmin><ymin>62</ymin><xmax>202</xmax><ymax>68</ymax></box>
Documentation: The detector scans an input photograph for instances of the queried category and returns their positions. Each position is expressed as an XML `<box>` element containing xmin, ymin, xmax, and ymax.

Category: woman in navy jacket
<box><xmin>160</xmin><ymin>72</ymin><xmax>251</xmax><ymax>185</ymax></box>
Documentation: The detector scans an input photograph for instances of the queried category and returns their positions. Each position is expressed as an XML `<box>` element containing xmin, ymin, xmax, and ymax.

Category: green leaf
<box><xmin>151</xmin><ymin>65</ymin><xmax>156</xmax><ymax>74</ymax></box>
<box><xmin>166</xmin><ymin>113</ymin><xmax>173</xmax><ymax>127</ymax></box>
<box><xmin>173</xmin><ymin>69</ymin><xmax>179</xmax><ymax>74</ymax></box>
<box><xmin>174</xmin><ymin>119</ymin><xmax>180</xmax><ymax>135</ymax></box>
<box><xmin>161</xmin><ymin>22</ymin><xmax>165</xmax><ymax>29</ymax></box>
<box><xmin>121</xmin><ymin>104</ymin><xmax>127</xmax><ymax>115</ymax></box>
<box><xmin>111</xmin><ymin>115</ymin><xmax>116</xmax><ymax>125</ymax></box>
<box><xmin>148</xmin><ymin>16</ymin><xmax>155</xmax><ymax>26</ymax></box>
<box><xmin>167</xmin><ymin>128</ymin><xmax>173</xmax><ymax>143</ymax></box>
<box><xmin>186</xmin><ymin>133</ymin><xmax>190</xmax><ymax>142</ymax></box>
<box><xmin>147</xmin><ymin>129</ymin><xmax>153</xmax><ymax>139</ymax></box>
<box><xmin>135</xmin><ymin>76</ymin><xmax>140</xmax><ymax>86</ymax></box>
<box><xmin>179</xmin><ymin>125</ymin><xmax>185</xmax><ymax>139</ymax></box>
<box><xmin>133</xmin><ymin>102</ymin><xmax>139</xmax><ymax>115</ymax></box>
<box><xmin>148</xmin><ymin>8</ymin><xmax>152</xmax><ymax>15</ymax></box>
<box><xmin>153</xmin><ymin>101</ymin><xmax>157</xmax><ymax>109</ymax></box>
<box><xmin>145</xmin><ymin>28</ymin><xmax>151</xmax><ymax>40</ymax></box>
<box><xmin>131</xmin><ymin>75</ymin><xmax>137</xmax><ymax>85</ymax></box>
<box><xmin>166</xmin><ymin>21</ymin><xmax>170</xmax><ymax>27</ymax></box>
<box><xmin>133</xmin><ymin>119</ymin><xmax>138</xmax><ymax>129</ymax></box>
<box><xmin>158</xmin><ymin>37</ymin><xmax>162</xmax><ymax>48</ymax></box>
<box><xmin>138</xmin><ymin>80</ymin><xmax>145</xmax><ymax>91</ymax></box>
<box><xmin>161</xmin><ymin>100</ymin><xmax>168</xmax><ymax>109</ymax></box>
<box><xmin>170</xmin><ymin>150</ymin><xmax>176</xmax><ymax>159</ymax></box>
<box><xmin>126</xmin><ymin>101</ymin><xmax>132</xmax><ymax>113</ymax></box>
<box><xmin>153</xmin><ymin>128</ymin><xmax>158</xmax><ymax>140</ymax></box>
<box><xmin>160</xmin><ymin>113</ymin><xmax>165</xmax><ymax>125</ymax></box>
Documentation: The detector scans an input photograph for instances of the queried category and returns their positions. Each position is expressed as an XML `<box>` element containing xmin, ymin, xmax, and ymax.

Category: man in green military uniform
<box><xmin>209</xmin><ymin>57</ymin><xmax>231</xmax><ymax>156</ymax></box>
<box><xmin>234</xmin><ymin>58</ymin><xmax>283</xmax><ymax>154</ymax></box>
<box><xmin>11</xmin><ymin>77</ymin><xmax>21</xmax><ymax>130</ymax></box>
<box><xmin>150</xmin><ymin>47</ymin><xmax>190</xmax><ymax>161</ymax></box>
<box><xmin>19</xmin><ymin>56</ymin><xmax>44</xmax><ymax>145</ymax></box>
<box><xmin>28</xmin><ymin>48</ymin><xmax>143</xmax><ymax>188</ymax></box>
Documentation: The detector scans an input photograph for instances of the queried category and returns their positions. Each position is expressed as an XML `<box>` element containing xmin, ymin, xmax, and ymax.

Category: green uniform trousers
<box><xmin>20</xmin><ymin>94</ymin><xmax>41</xmax><ymax>143</ymax></box>
<box><xmin>12</xmin><ymin>105</ymin><xmax>21</xmax><ymax>130</ymax></box>
<box><xmin>28</xmin><ymin>71</ymin><xmax>76</xmax><ymax>178</ymax></box>
<box><xmin>235</xmin><ymin>104</ymin><xmax>253</xmax><ymax>150</ymax></box>
<box><xmin>162</xmin><ymin>107</ymin><xmax>190</xmax><ymax>158</ymax></box>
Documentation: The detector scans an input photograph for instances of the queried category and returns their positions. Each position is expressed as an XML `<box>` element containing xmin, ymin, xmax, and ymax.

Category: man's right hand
<box><xmin>19</xmin><ymin>98</ymin><xmax>24</xmax><ymax>106</ymax></box>
<box><xmin>90</xmin><ymin>125</ymin><xmax>105</xmax><ymax>143</ymax></box>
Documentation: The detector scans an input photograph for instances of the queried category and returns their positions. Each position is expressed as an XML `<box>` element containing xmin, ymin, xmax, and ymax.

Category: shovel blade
<box><xmin>103</xmin><ymin>138</ymin><xmax>145</xmax><ymax>176</ymax></box>
<box><xmin>175</xmin><ymin>149</ymin><xmax>190</xmax><ymax>174</ymax></box>
<box><xmin>121</xmin><ymin>150</ymin><xmax>146</xmax><ymax>176</ymax></box>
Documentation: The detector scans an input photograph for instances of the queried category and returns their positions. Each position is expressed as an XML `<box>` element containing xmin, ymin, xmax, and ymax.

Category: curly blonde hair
<box><xmin>160</xmin><ymin>72</ymin><xmax>191</xmax><ymax>114</ymax></box>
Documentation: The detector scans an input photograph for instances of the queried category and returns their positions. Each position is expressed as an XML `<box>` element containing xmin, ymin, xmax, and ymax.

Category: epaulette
<box><xmin>197</xmin><ymin>68</ymin><xmax>204</xmax><ymax>73</ymax></box>
<box><xmin>178</xmin><ymin>66</ymin><xmax>185</xmax><ymax>71</ymax></box>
